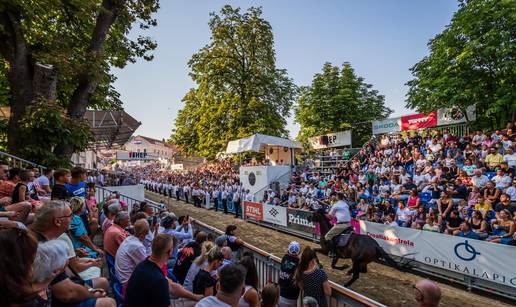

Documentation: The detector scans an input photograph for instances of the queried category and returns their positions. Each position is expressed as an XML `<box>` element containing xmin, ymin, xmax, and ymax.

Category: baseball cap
<box><xmin>288</xmin><ymin>241</ymin><xmax>301</xmax><ymax>255</ymax></box>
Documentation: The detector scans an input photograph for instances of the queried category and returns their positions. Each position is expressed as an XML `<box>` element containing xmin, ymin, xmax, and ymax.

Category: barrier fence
<box><xmin>188</xmin><ymin>214</ymin><xmax>385</xmax><ymax>307</ymax></box>
<box><xmin>145</xmin><ymin>185</ymin><xmax>516</xmax><ymax>300</ymax></box>
<box><xmin>242</xmin><ymin>201</ymin><xmax>516</xmax><ymax>299</ymax></box>
<box><xmin>96</xmin><ymin>186</ymin><xmax>145</xmax><ymax>213</ymax></box>
<box><xmin>0</xmin><ymin>150</ymin><xmax>46</xmax><ymax>174</ymax></box>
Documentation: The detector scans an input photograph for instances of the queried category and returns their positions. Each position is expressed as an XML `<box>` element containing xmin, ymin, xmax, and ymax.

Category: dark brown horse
<box><xmin>311</xmin><ymin>209</ymin><xmax>401</xmax><ymax>287</ymax></box>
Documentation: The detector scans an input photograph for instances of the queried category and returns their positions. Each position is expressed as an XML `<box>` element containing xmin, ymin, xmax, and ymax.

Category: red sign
<box><xmin>401</xmin><ymin>111</ymin><xmax>437</xmax><ymax>131</ymax></box>
<box><xmin>244</xmin><ymin>201</ymin><xmax>263</xmax><ymax>221</ymax></box>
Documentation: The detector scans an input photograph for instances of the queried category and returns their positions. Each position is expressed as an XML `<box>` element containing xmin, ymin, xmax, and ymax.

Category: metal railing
<box><xmin>0</xmin><ymin>150</ymin><xmax>47</xmax><ymax>173</ymax></box>
<box><xmin>95</xmin><ymin>186</ymin><xmax>150</xmax><ymax>213</ymax></box>
<box><xmin>144</xmin><ymin>186</ymin><xmax>516</xmax><ymax>301</ymax></box>
<box><xmin>191</xmin><ymin>218</ymin><xmax>384</xmax><ymax>307</ymax></box>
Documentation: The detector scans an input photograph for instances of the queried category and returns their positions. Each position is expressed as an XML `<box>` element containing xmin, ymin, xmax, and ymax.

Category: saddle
<box><xmin>333</xmin><ymin>227</ymin><xmax>355</xmax><ymax>247</ymax></box>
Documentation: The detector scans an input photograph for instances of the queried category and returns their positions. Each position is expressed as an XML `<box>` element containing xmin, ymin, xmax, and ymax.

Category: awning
<box><xmin>0</xmin><ymin>107</ymin><xmax>140</xmax><ymax>149</ymax></box>
<box><xmin>225</xmin><ymin>133</ymin><xmax>303</xmax><ymax>154</ymax></box>
<box><xmin>84</xmin><ymin>110</ymin><xmax>141</xmax><ymax>148</ymax></box>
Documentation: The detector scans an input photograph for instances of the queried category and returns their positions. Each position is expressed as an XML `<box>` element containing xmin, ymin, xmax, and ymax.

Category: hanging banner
<box><xmin>263</xmin><ymin>204</ymin><xmax>288</xmax><ymax>226</ymax></box>
<box><xmin>217</xmin><ymin>199</ymin><xmax>236</xmax><ymax>214</ymax></box>
<box><xmin>287</xmin><ymin>209</ymin><xmax>316</xmax><ymax>234</ymax></box>
<box><xmin>372</xmin><ymin>118</ymin><xmax>402</xmax><ymax>135</ymax></box>
<box><xmin>437</xmin><ymin>105</ymin><xmax>476</xmax><ymax>126</ymax></box>
<box><xmin>308</xmin><ymin>131</ymin><xmax>352</xmax><ymax>149</ymax></box>
<box><xmin>244</xmin><ymin>201</ymin><xmax>263</xmax><ymax>221</ymax></box>
<box><xmin>400</xmin><ymin>111</ymin><xmax>437</xmax><ymax>131</ymax></box>
<box><xmin>359</xmin><ymin>221</ymin><xmax>516</xmax><ymax>288</ymax></box>
<box><xmin>116</xmin><ymin>150</ymin><xmax>158</xmax><ymax>160</ymax></box>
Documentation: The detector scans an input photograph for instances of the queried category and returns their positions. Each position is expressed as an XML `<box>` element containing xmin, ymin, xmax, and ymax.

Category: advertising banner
<box><xmin>217</xmin><ymin>199</ymin><xmax>236</xmax><ymax>214</ymax></box>
<box><xmin>244</xmin><ymin>201</ymin><xmax>263</xmax><ymax>221</ymax></box>
<box><xmin>169</xmin><ymin>164</ymin><xmax>184</xmax><ymax>170</ymax></box>
<box><xmin>437</xmin><ymin>105</ymin><xmax>476</xmax><ymax>126</ymax></box>
<box><xmin>372</xmin><ymin>118</ymin><xmax>402</xmax><ymax>135</ymax></box>
<box><xmin>308</xmin><ymin>130</ymin><xmax>352</xmax><ymax>149</ymax></box>
<box><xmin>263</xmin><ymin>204</ymin><xmax>288</xmax><ymax>226</ymax></box>
<box><xmin>287</xmin><ymin>209</ymin><xmax>316</xmax><ymax>234</ymax></box>
<box><xmin>116</xmin><ymin>150</ymin><xmax>158</xmax><ymax>160</ymax></box>
<box><xmin>359</xmin><ymin>221</ymin><xmax>516</xmax><ymax>288</ymax></box>
<box><xmin>400</xmin><ymin>111</ymin><xmax>437</xmax><ymax>131</ymax></box>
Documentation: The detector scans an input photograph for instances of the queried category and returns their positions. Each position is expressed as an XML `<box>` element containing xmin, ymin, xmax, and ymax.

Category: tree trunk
<box><xmin>1</xmin><ymin>10</ymin><xmax>34</xmax><ymax>156</ymax></box>
<box><xmin>8</xmin><ymin>64</ymin><xmax>57</xmax><ymax>157</ymax></box>
<box><xmin>56</xmin><ymin>0</ymin><xmax>125</xmax><ymax>159</ymax></box>
<box><xmin>67</xmin><ymin>0</ymin><xmax>126</xmax><ymax>120</ymax></box>
<box><xmin>32</xmin><ymin>63</ymin><xmax>57</xmax><ymax>101</ymax></box>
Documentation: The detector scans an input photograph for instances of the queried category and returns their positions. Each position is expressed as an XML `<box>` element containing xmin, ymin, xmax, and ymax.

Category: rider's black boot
<box><xmin>327</xmin><ymin>241</ymin><xmax>337</xmax><ymax>258</ymax></box>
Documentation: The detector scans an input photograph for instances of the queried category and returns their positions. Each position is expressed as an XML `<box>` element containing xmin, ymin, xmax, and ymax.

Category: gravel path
<box><xmin>146</xmin><ymin>191</ymin><xmax>512</xmax><ymax>307</ymax></box>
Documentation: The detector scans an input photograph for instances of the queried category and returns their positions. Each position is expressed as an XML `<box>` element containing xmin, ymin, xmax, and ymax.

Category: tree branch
<box><xmin>67</xmin><ymin>0</ymin><xmax>126</xmax><ymax>118</ymax></box>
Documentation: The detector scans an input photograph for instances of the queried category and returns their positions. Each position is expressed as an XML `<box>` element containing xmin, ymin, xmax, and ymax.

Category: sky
<box><xmin>113</xmin><ymin>0</ymin><xmax>460</xmax><ymax>140</ymax></box>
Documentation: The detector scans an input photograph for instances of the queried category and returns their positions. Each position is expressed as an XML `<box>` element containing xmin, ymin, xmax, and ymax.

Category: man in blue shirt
<box><xmin>66</xmin><ymin>166</ymin><xmax>87</xmax><ymax>198</ymax></box>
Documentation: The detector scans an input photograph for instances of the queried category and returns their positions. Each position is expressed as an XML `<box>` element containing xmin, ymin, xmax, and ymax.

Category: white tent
<box><xmin>225</xmin><ymin>133</ymin><xmax>302</xmax><ymax>154</ymax></box>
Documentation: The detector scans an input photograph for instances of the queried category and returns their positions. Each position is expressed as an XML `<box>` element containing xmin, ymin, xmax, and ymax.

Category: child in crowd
<box><xmin>423</xmin><ymin>217</ymin><xmax>439</xmax><ymax>232</ymax></box>
<box><xmin>86</xmin><ymin>182</ymin><xmax>99</xmax><ymax>237</ymax></box>
<box><xmin>51</xmin><ymin>168</ymin><xmax>70</xmax><ymax>200</ymax></box>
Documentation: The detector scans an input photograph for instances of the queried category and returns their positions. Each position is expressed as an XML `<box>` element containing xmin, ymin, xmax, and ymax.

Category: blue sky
<box><xmin>113</xmin><ymin>0</ymin><xmax>459</xmax><ymax>140</ymax></box>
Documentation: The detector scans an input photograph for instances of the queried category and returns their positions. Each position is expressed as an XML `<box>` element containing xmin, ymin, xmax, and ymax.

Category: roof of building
<box><xmin>131</xmin><ymin>135</ymin><xmax>178</xmax><ymax>151</ymax></box>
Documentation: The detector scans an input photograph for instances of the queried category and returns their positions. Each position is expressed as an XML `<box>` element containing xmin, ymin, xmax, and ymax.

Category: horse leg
<box><xmin>344</xmin><ymin>261</ymin><xmax>360</xmax><ymax>287</ymax></box>
<box><xmin>360</xmin><ymin>263</ymin><xmax>368</xmax><ymax>273</ymax></box>
<box><xmin>331</xmin><ymin>257</ymin><xmax>349</xmax><ymax>270</ymax></box>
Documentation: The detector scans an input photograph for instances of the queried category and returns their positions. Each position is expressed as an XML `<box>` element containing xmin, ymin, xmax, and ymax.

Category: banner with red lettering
<box><xmin>359</xmin><ymin>221</ymin><xmax>516</xmax><ymax>289</ymax></box>
<box><xmin>244</xmin><ymin>201</ymin><xmax>263</xmax><ymax>221</ymax></box>
<box><xmin>400</xmin><ymin>111</ymin><xmax>437</xmax><ymax>130</ymax></box>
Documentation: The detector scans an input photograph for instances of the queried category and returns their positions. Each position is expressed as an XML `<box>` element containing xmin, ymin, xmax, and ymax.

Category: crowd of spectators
<box><xmin>140</xmin><ymin>124</ymin><xmax>515</xmax><ymax>246</ymax></box>
<box><xmin>282</xmin><ymin>125</ymin><xmax>515</xmax><ymax>244</ymax></box>
<box><xmin>0</xmin><ymin>161</ymin><xmax>336</xmax><ymax>307</ymax></box>
<box><xmin>139</xmin><ymin>160</ymin><xmax>251</xmax><ymax>217</ymax></box>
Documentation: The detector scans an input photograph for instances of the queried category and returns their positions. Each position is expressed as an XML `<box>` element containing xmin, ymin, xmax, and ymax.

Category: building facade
<box><xmin>123</xmin><ymin>135</ymin><xmax>177</xmax><ymax>161</ymax></box>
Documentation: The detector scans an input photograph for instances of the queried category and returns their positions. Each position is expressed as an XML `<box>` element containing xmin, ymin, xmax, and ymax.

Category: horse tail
<box><xmin>375</xmin><ymin>246</ymin><xmax>400</xmax><ymax>269</ymax></box>
<box><xmin>376</xmin><ymin>246</ymin><xmax>416</xmax><ymax>272</ymax></box>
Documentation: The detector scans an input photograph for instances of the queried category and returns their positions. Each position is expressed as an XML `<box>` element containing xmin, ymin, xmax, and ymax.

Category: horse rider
<box><xmin>325</xmin><ymin>192</ymin><xmax>352</xmax><ymax>257</ymax></box>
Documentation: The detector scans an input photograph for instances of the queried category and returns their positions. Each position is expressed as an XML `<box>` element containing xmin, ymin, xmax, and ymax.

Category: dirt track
<box><xmin>146</xmin><ymin>191</ymin><xmax>512</xmax><ymax>307</ymax></box>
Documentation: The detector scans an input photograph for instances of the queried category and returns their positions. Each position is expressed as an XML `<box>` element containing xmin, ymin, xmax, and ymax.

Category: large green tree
<box><xmin>171</xmin><ymin>5</ymin><xmax>297</xmax><ymax>159</ymax></box>
<box><xmin>0</xmin><ymin>0</ymin><xmax>159</xmax><ymax>166</ymax></box>
<box><xmin>406</xmin><ymin>0</ymin><xmax>515</xmax><ymax>130</ymax></box>
<box><xmin>295</xmin><ymin>62</ymin><xmax>392</xmax><ymax>147</ymax></box>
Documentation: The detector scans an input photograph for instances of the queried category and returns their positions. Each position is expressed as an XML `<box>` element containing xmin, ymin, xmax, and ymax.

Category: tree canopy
<box><xmin>0</xmin><ymin>0</ymin><xmax>159</xmax><ymax>166</ymax></box>
<box><xmin>406</xmin><ymin>0</ymin><xmax>515</xmax><ymax>130</ymax></box>
<box><xmin>295</xmin><ymin>62</ymin><xmax>392</xmax><ymax>147</ymax></box>
<box><xmin>171</xmin><ymin>5</ymin><xmax>297</xmax><ymax>159</ymax></box>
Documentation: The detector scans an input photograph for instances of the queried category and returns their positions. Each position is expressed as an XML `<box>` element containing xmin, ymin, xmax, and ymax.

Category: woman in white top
<box><xmin>237</xmin><ymin>256</ymin><xmax>260</xmax><ymax>307</ymax></box>
<box><xmin>183</xmin><ymin>240</ymin><xmax>214</xmax><ymax>292</ymax></box>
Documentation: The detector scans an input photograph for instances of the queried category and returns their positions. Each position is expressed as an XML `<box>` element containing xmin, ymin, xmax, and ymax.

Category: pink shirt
<box><xmin>102</xmin><ymin>217</ymin><xmax>113</xmax><ymax>233</ymax></box>
<box><xmin>103</xmin><ymin>224</ymin><xmax>129</xmax><ymax>257</ymax></box>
